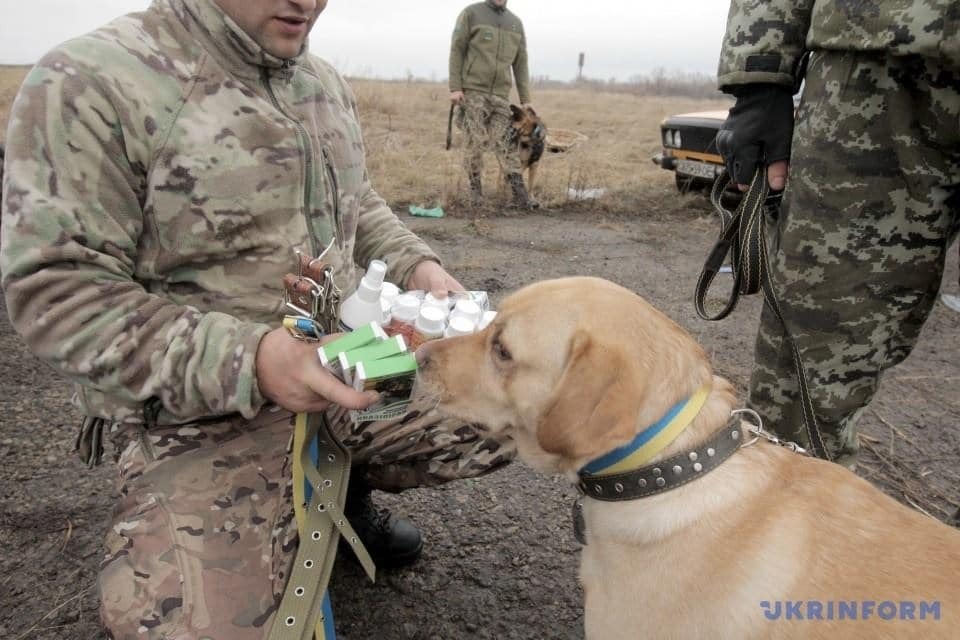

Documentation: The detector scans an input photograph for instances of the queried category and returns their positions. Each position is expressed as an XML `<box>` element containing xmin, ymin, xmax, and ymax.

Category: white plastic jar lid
<box><xmin>445</xmin><ymin>315</ymin><xmax>476</xmax><ymax>337</ymax></box>
<box><xmin>391</xmin><ymin>294</ymin><xmax>421</xmax><ymax>323</ymax></box>
<box><xmin>451</xmin><ymin>299</ymin><xmax>481</xmax><ymax>323</ymax></box>
<box><xmin>415</xmin><ymin>305</ymin><xmax>446</xmax><ymax>335</ymax></box>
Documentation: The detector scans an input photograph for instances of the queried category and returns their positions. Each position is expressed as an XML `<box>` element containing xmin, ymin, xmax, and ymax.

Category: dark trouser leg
<box><xmin>749</xmin><ymin>51</ymin><xmax>960</xmax><ymax>465</ymax></box>
<box><xmin>461</xmin><ymin>92</ymin><xmax>488</xmax><ymax>206</ymax></box>
<box><xmin>483</xmin><ymin>94</ymin><xmax>538</xmax><ymax>209</ymax></box>
<box><xmin>467</xmin><ymin>168</ymin><xmax>483</xmax><ymax>206</ymax></box>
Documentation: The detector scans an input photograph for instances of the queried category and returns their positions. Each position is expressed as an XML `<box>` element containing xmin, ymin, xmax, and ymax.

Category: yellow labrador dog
<box><xmin>416</xmin><ymin>277</ymin><xmax>960</xmax><ymax>639</ymax></box>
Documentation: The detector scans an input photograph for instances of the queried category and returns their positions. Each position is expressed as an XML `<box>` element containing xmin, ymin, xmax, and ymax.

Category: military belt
<box><xmin>268</xmin><ymin>411</ymin><xmax>375</xmax><ymax>640</ymax></box>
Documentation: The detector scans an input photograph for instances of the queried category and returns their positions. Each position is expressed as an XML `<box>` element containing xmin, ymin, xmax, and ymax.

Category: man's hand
<box><xmin>715</xmin><ymin>84</ymin><xmax>795</xmax><ymax>191</ymax></box>
<box><xmin>405</xmin><ymin>260</ymin><xmax>465</xmax><ymax>299</ymax></box>
<box><xmin>255</xmin><ymin>329</ymin><xmax>380</xmax><ymax>413</ymax></box>
<box><xmin>450</xmin><ymin>91</ymin><xmax>465</xmax><ymax>105</ymax></box>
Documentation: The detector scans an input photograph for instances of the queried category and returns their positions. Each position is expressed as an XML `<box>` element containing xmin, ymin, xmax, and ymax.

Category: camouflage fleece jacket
<box><xmin>449</xmin><ymin>0</ymin><xmax>531</xmax><ymax>104</ymax></box>
<box><xmin>719</xmin><ymin>0</ymin><xmax>960</xmax><ymax>89</ymax></box>
<box><xmin>0</xmin><ymin>0</ymin><xmax>438</xmax><ymax>426</ymax></box>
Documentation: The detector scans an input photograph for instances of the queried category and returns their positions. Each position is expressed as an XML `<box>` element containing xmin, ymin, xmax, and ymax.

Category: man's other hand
<box><xmin>255</xmin><ymin>329</ymin><xmax>380</xmax><ymax>413</ymax></box>
<box><xmin>405</xmin><ymin>260</ymin><xmax>465</xmax><ymax>299</ymax></box>
<box><xmin>450</xmin><ymin>91</ymin><xmax>465</xmax><ymax>105</ymax></box>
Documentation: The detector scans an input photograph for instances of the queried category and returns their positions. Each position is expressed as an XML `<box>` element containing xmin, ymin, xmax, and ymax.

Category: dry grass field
<box><xmin>0</xmin><ymin>64</ymin><xmax>729</xmax><ymax>213</ymax></box>
<box><xmin>351</xmin><ymin>78</ymin><xmax>729</xmax><ymax>211</ymax></box>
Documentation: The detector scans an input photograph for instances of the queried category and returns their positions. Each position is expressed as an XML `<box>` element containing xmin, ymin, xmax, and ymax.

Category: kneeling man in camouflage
<box><xmin>0</xmin><ymin>0</ymin><xmax>514</xmax><ymax>637</ymax></box>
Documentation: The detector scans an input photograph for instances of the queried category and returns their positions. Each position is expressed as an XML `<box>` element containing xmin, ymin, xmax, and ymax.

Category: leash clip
<box><xmin>732</xmin><ymin>408</ymin><xmax>807</xmax><ymax>455</ymax></box>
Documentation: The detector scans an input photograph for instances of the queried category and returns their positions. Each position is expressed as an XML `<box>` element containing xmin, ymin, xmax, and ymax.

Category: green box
<box><xmin>338</xmin><ymin>335</ymin><xmax>407</xmax><ymax>385</ymax></box>
<box><xmin>316</xmin><ymin>322</ymin><xmax>386</xmax><ymax>376</ymax></box>
<box><xmin>353</xmin><ymin>353</ymin><xmax>417</xmax><ymax>391</ymax></box>
<box><xmin>350</xmin><ymin>353</ymin><xmax>419</xmax><ymax>424</ymax></box>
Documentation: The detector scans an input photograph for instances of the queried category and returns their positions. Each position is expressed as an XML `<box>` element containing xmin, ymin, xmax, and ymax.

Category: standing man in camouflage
<box><xmin>716</xmin><ymin>1</ymin><xmax>960</xmax><ymax>467</ymax></box>
<box><xmin>449</xmin><ymin>0</ymin><xmax>538</xmax><ymax>209</ymax></box>
<box><xmin>1</xmin><ymin>0</ymin><xmax>514</xmax><ymax>637</ymax></box>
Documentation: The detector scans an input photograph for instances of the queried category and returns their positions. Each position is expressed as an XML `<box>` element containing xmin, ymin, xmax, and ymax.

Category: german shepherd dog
<box><xmin>508</xmin><ymin>105</ymin><xmax>546</xmax><ymax>192</ymax></box>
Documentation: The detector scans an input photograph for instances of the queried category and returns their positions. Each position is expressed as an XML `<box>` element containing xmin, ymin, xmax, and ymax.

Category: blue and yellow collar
<box><xmin>579</xmin><ymin>385</ymin><xmax>711</xmax><ymax>476</ymax></box>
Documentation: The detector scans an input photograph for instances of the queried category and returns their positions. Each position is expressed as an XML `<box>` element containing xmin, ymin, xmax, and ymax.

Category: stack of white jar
<box><xmin>339</xmin><ymin>261</ymin><xmax>497</xmax><ymax>348</ymax></box>
<box><xmin>396</xmin><ymin>291</ymin><xmax>497</xmax><ymax>349</ymax></box>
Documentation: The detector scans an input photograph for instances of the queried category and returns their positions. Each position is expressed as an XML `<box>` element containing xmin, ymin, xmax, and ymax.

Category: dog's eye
<box><xmin>492</xmin><ymin>339</ymin><xmax>512</xmax><ymax>362</ymax></box>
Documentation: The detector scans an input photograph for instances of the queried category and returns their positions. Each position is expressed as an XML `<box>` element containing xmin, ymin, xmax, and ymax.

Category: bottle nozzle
<box><xmin>365</xmin><ymin>260</ymin><xmax>387</xmax><ymax>288</ymax></box>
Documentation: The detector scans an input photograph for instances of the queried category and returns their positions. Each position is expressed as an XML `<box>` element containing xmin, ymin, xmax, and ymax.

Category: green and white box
<box><xmin>338</xmin><ymin>334</ymin><xmax>407</xmax><ymax>385</ymax></box>
<box><xmin>316</xmin><ymin>322</ymin><xmax>386</xmax><ymax>378</ymax></box>
<box><xmin>350</xmin><ymin>353</ymin><xmax>418</xmax><ymax>423</ymax></box>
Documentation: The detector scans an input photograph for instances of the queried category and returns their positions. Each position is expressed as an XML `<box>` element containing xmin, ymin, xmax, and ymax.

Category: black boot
<box><xmin>467</xmin><ymin>170</ymin><xmax>483</xmax><ymax>208</ymax></box>
<box><xmin>342</xmin><ymin>467</ymin><xmax>423</xmax><ymax>568</ymax></box>
<box><xmin>507</xmin><ymin>172</ymin><xmax>539</xmax><ymax>209</ymax></box>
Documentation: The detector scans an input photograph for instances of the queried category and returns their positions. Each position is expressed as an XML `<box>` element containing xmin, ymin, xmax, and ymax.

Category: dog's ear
<box><xmin>510</xmin><ymin>104</ymin><xmax>525</xmax><ymax>121</ymax></box>
<box><xmin>537</xmin><ymin>330</ymin><xmax>640</xmax><ymax>462</ymax></box>
<box><xmin>524</xmin><ymin>105</ymin><xmax>538</xmax><ymax>117</ymax></box>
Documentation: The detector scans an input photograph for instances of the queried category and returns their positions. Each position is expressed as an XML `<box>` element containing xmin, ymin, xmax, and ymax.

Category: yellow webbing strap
<box><xmin>268</xmin><ymin>412</ymin><xmax>375</xmax><ymax>640</ymax></box>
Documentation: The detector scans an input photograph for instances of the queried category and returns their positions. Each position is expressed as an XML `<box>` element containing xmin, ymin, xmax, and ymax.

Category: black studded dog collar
<box><xmin>577</xmin><ymin>417</ymin><xmax>744</xmax><ymax>502</ymax></box>
<box><xmin>572</xmin><ymin>418</ymin><xmax>744</xmax><ymax>545</ymax></box>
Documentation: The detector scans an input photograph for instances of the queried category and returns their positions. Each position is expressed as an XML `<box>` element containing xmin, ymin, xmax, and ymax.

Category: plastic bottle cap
<box><xmin>391</xmin><ymin>294</ymin><xmax>421</xmax><ymax>323</ymax></box>
<box><xmin>451</xmin><ymin>299</ymin><xmax>481</xmax><ymax>323</ymax></box>
<box><xmin>415</xmin><ymin>305</ymin><xmax>446</xmax><ymax>336</ymax></box>
<box><xmin>366</xmin><ymin>260</ymin><xmax>387</xmax><ymax>287</ymax></box>
<box><xmin>445</xmin><ymin>315</ymin><xmax>476</xmax><ymax>337</ymax></box>
<box><xmin>354</xmin><ymin>260</ymin><xmax>387</xmax><ymax>303</ymax></box>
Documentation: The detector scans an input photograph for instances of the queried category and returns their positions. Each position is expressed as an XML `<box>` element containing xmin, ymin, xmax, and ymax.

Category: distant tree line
<box><xmin>342</xmin><ymin>68</ymin><xmax>727</xmax><ymax>101</ymax></box>
<box><xmin>532</xmin><ymin>69</ymin><xmax>725</xmax><ymax>99</ymax></box>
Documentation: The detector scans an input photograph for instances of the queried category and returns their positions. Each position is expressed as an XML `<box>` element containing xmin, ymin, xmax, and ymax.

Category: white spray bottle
<box><xmin>339</xmin><ymin>260</ymin><xmax>388</xmax><ymax>331</ymax></box>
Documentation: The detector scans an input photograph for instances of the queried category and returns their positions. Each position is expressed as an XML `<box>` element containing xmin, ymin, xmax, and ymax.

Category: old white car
<box><xmin>652</xmin><ymin>110</ymin><xmax>728</xmax><ymax>193</ymax></box>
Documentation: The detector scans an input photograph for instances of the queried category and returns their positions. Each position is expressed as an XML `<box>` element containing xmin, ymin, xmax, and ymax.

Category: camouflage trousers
<box><xmin>99</xmin><ymin>401</ymin><xmax>514</xmax><ymax>639</ymax></box>
<box><xmin>459</xmin><ymin>90</ymin><xmax>523</xmax><ymax>176</ymax></box>
<box><xmin>750</xmin><ymin>51</ymin><xmax>960</xmax><ymax>466</ymax></box>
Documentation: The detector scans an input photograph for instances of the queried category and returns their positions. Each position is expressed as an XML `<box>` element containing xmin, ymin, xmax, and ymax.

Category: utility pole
<box><xmin>577</xmin><ymin>52</ymin><xmax>585</xmax><ymax>81</ymax></box>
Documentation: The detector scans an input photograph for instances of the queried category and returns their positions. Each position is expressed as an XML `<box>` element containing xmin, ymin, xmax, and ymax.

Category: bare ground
<box><xmin>1</xmin><ymin>184</ymin><xmax>959</xmax><ymax>640</ymax></box>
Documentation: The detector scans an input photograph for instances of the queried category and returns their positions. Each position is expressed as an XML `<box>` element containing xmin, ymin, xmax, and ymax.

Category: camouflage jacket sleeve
<box><xmin>717</xmin><ymin>0</ymin><xmax>815</xmax><ymax>91</ymax></box>
<box><xmin>0</xmin><ymin>51</ymin><xmax>270</xmax><ymax>421</ymax></box>
<box><xmin>339</xmin><ymin>80</ymin><xmax>440</xmax><ymax>286</ymax></box>
<box><xmin>513</xmin><ymin>23</ymin><xmax>531</xmax><ymax>104</ymax></box>
<box><xmin>449</xmin><ymin>8</ymin><xmax>471</xmax><ymax>93</ymax></box>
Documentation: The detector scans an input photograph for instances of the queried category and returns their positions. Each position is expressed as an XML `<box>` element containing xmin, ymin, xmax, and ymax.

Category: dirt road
<box><xmin>2</xmin><ymin>190</ymin><xmax>958</xmax><ymax>639</ymax></box>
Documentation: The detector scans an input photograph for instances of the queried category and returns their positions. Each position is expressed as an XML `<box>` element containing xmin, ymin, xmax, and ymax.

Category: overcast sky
<box><xmin>0</xmin><ymin>1</ymin><xmax>730</xmax><ymax>81</ymax></box>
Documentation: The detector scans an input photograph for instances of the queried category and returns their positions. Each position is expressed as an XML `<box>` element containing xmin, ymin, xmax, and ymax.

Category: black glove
<box><xmin>716</xmin><ymin>84</ymin><xmax>795</xmax><ymax>187</ymax></box>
